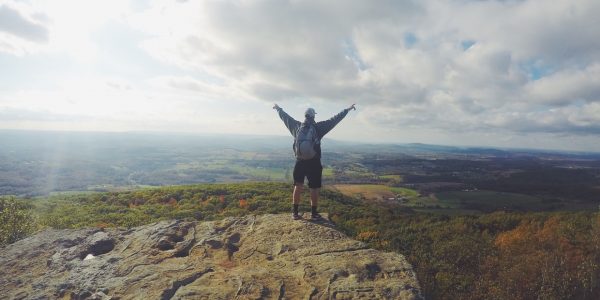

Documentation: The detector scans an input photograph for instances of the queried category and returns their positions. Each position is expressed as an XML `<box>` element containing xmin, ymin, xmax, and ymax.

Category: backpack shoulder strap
<box><xmin>309</xmin><ymin>124</ymin><xmax>320</xmax><ymax>144</ymax></box>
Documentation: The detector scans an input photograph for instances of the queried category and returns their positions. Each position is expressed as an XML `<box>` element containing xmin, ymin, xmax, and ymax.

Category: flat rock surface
<box><xmin>0</xmin><ymin>213</ymin><xmax>422</xmax><ymax>299</ymax></box>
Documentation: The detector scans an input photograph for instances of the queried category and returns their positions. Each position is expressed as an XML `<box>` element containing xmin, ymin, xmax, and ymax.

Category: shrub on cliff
<box><xmin>0</xmin><ymin>197</ymin><xmax>36</xmax><ymax>247</ymax></box>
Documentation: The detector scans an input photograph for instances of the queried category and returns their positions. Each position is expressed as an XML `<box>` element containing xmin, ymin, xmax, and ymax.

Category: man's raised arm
<box><xmin>273</xmin><ymin>104</ymin><xmax>301</xmax><ymax>137</ymax></box>
<box><xmin>317</xmin><ymin>104</ymin><xmax>356</xmax><ymax>137</ymax></box>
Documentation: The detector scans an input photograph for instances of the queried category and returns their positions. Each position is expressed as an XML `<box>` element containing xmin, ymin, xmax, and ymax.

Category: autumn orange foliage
<box><xmin>239</xmin><ymin>199</ymin><xmax>248</xmax><ymax>209</ymax></box>
<box><xmin>357</xmin><ymin>231</ymin><xmax>379</xmax><ymax>241</ymax></box>
<box><xmin>95</xmin><ymin>222</ymin><xmax>113</xmax><ymax>229</ymax></box>
<box><xmin>167</xmin><ymin>198</ymin><xmax>178</xmax><ymax>207</ymax></box>
<box><xmin>484</xmin><ymin>215</ymin><xmax>598</xmax><ymax>299</ymax></box>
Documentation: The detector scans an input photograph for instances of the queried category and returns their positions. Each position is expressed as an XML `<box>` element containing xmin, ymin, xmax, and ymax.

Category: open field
<box><xmin>322</xmin><ymin>167</ymin><xmax>335</xmax><ymax>179</ymax></box>
<box><xmin>331</xmin><ymin>184</ymin><xmax>419</xmax><ymax>201</ymax></box>
<box><xmin>378</xmin><ymin>174</ymin><xmax>403</xmax><ymax>184</ymax></box>
<box><xmin>328</xmin><ymin>184</ymin><xmax>597</xmax><ymax>214</ymax></box>
<box><xmin>431</xmin><ymin>190</ymin><xmax>596</xmax><ymax>213</ymax></box>
<box><xmin>228</xmin><ymin>165</ymin><xmax>287</xmax><ymax>180</ymax></box>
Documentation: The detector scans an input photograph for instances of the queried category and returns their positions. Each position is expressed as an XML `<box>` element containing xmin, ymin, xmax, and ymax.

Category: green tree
<box><xmin>0</xmin><ymin>196</ymin><xmax>37</xmax><ymax>247</ymax></box>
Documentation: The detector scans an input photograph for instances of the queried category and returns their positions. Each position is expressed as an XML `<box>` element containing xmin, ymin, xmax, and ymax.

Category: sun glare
<box><xmin>39</xmin><ymin>0</ymin><xmax>129</xmax><ymax>62</ymax></box>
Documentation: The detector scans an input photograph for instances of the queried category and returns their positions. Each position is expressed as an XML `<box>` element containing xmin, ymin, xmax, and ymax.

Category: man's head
<box><xmin>304</xmin><ymin>108</ymin><xmax>316</xmax><ymax>119</ymax></box>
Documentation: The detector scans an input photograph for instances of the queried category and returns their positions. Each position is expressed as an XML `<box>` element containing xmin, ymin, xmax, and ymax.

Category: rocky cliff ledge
<box><xmin>0</xmin><ymin>214</ymin><xmax>422</xmax><ymax>299</ymax></box>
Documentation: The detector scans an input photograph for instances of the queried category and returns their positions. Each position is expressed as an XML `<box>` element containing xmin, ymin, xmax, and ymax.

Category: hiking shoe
<box><xmin>311</xmin><ymin>213</ymin><xmax>323</xmax><ymax>220</ymax></box>
<box><xmin>292</xmin><ymin>214</ymin><xmax>302</xmax><ymax>220</ymax></box>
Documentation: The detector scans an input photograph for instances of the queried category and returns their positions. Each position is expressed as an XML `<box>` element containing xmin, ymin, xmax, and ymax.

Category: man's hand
<box><xmin>348</xmin><ymin>104</ymin><xmax>356</xmax><ymax>111</ymax></box>
<box><xmin>273</xmin><ymin>104</ymin><xmax>281</xmax><ymax>110</ymax></box>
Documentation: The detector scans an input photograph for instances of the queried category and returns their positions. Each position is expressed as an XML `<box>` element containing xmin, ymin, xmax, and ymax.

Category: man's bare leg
<box><xmin>293</xmin><ymin>184</ymin><xmax>303</xmax><ymax>205</ymax></box>
<box><xmin>292</xmin><ymin>184</ymin><xmax>303</xmax><ymax>219</ymax></box>
<box><xmin>310</xmin><ymin>188</ymin><xmax>319</xmax><ymax>207</ymax></box>
<box><xmin>310</xmin><ymin>188</ymin><xmax>320</xmax><ymax>218</ymax></box>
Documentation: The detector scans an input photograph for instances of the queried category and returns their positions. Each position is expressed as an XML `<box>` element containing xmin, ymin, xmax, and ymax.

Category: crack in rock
<box><xmin>311</xmin><ymin>246</ymin><xmax>370</xmax><ymax>256</ymax></box>
<box><xmin>160</xmin><ymin>268</ymin><xmax>214</xmax><ymax>300</ymax></box>
<box><xmin>277</xmin><ymin>281</ymin><xmax>285</xmax><ymax>300</ymax></box>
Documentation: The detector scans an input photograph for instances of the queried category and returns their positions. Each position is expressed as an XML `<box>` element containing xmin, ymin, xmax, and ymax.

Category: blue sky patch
<box><xmin>404</xmin><ymin>32</ymin><xmax>417</xmax><ymax>48</ymax></box>
<box><xmin>521</xmin><ymin>60</ymin><xmax>554</xmax><ymax>80</ymax></box>
<box><xmin>461</xmin><ymin>40</ymin><xmax>475</xmax><ymax>51</ymax></box>
<box><xmin>341</xmin><ymin>38</ymin><xmax>368</xmax><ymax>71</ymax></box>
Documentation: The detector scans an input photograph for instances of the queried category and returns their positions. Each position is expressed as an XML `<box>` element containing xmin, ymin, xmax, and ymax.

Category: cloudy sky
<box><xmin>1</xmin><ymin>0</ymin><xmax>599</xmax><ymax>151</ymax></box>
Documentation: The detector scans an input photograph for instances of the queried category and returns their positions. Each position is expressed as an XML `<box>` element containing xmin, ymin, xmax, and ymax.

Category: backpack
<box><xmin>294</xmin><ymin>123</ymin><xmax>319</xmax><ymax>160</ymax></box>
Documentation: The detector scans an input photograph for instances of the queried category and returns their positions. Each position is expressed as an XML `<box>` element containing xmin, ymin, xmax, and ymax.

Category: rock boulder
<box><xmin>0</xmin><ymin>214</ymin><xmax>422</xmax><ymax>299</ymax></box>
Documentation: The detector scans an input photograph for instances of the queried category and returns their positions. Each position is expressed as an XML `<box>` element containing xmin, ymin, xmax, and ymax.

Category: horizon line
<box><xmin>2</xmin><ymin>128</ymin><xmax>599</xmax><ymax>155</ymax></box>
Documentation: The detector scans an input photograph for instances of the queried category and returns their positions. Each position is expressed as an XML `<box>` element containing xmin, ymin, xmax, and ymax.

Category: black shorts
<box><xmin>293</xmin><ymin>158</ymin><xmax>323</xmax><ymax>188</ymax></box>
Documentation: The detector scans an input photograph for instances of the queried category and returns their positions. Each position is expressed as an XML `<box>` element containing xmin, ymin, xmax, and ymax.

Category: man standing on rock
<box><xmin>273</xmin><ymin>103</ymin><xmax>356</xmax><ymax>220</ymax></box>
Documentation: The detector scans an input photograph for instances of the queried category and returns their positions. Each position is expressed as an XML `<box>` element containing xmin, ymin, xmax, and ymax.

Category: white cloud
<box><xmin>525</xmin><ymin>64</ymin><xmax>600</xmax><ymax>105</ymax></box>
<box><xmin>0</xmin><ymin>1</ymin><xmax>49</xmax><ymax>55</ymax></box>
<box><xmin>128</xmin><ymin>0</ymin><xmax>600</xmax><ymax>137</ymax></box>
<box><xmin>148</xmin><ymin>75</ymin><xmax>231</xmax><ymax>100</ymax></box>
<box><xmin>0</xmin><ymin>0</ymin><xmax>131</xmax><ymax>60</ymax></box>
<box><xmin>0</xmin><ymin>4</ymin><xmax>48</xmax><ymax>42</ymax></box>
<box><xmin>1</xmin><ymin>0</ymin><xmax>600</xmax><ymax>150</ymax></box>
